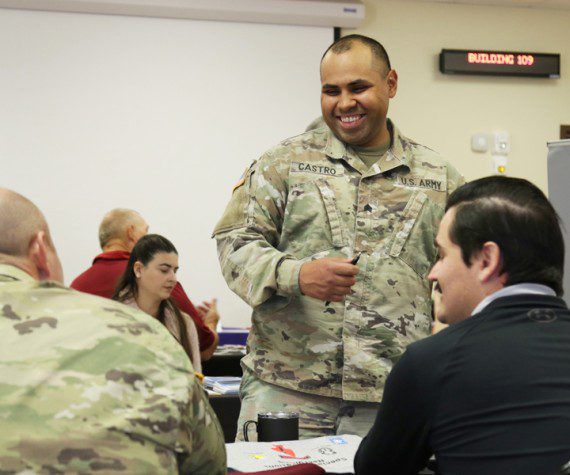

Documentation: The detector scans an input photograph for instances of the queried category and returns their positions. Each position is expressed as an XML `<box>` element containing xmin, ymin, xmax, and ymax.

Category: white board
<box><xmin>0</xmin><ymin>7</ymin><xmax>333</xmax><ymax>326</ymax></box>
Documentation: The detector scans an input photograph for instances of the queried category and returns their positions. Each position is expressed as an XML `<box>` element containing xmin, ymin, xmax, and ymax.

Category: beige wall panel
<box><xmin>347</xmin><ymin>0</ymin><xmax>570</xmax><ymax>192</ymax></box>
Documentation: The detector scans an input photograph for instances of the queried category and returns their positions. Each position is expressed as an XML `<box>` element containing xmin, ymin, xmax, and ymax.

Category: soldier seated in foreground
<box><xmin>0</xmin><ymin>188</ymin><xmax>226</xmax><ymax>474</ymax></box>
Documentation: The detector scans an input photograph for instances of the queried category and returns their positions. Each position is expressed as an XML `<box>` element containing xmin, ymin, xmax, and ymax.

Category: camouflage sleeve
<box><xmin>213</xmin><ymin>154</ymin><xmax>302</xmax><ymax>307</ymax></box>
<box><xmin>179</xmin><ymin>380</ymin><xmax>227</xmax><ymax>474</ymax></box>
<box><xmin>0</xmin><ymin>287</ymin><xmax>227</xmax><ymax>474</ymax></box>
<box><xmin>446</xmin><ymin>161</ymin><xmax>466</xmax><ymax>197</ymax></box>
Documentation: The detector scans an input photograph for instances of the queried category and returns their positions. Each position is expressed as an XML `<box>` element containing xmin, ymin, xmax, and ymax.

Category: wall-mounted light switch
<box><xmin>492</xmin><ymin>131</ymin><xmax>510</xmax><ymax>155</ymax></box>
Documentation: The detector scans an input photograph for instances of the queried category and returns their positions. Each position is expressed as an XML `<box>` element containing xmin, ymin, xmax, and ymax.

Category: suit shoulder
<box><xmin>405</xmin><ymin>325</ymin><xmax>458</xmax><ymax>361</ymax></box>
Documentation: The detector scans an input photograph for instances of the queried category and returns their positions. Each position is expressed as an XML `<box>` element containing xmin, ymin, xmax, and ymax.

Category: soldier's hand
<box><xmin>299</xmin><ymin>257</ymin><xmax>359</xmax><ymax>302</ymax></box>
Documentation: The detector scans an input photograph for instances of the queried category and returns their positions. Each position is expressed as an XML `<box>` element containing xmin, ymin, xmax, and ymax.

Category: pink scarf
<box><xmin>125</xmin><ymin>299</ymin><xmax>202</xmax><ymax>373</ymax></box>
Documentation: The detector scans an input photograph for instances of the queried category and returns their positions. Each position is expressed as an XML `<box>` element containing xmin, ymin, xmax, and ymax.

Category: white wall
<box><xmin>4</xmin><ymin>1</ymin><xmax>569</xmax><ymax>327</ymax></box>
<box><xmin>350</xmin><ymin>0</ymin><xmax>570</xmax><ymax>191</ymax></box>
<box><xmin>0</xmin><ymin>7</ymin><xmax>332</xmax><ymax>326</ymax></box>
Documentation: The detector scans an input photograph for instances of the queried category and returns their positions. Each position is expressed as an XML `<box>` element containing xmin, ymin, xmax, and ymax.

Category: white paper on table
<box><xmin>226</xmin><ymin>434</ymin><xmax>362</xmax><ymax>473</ymax></box>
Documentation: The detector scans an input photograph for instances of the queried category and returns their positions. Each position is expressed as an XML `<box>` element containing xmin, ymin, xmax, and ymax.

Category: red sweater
<box><xmin>71</xmin><ymin>250</ymin><xmax>215</xmax><ymax>351</ymax></box>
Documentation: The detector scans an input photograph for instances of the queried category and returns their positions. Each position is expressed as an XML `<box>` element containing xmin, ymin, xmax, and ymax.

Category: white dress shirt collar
<box><xmin>471</xmin><ymin>283</ymin><xmax>556</xmax><ymax>317</ymax></box>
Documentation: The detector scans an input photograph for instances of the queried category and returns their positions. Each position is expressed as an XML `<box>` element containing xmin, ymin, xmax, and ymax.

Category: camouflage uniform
<box><xmin>0</xmin><ymin>264</ymin><xmax>226</xmax><ymax>474</ymax></box>
<box><xmin>214</xmin><ymin>120</ymin><xmax>463</xmax><ymax>409</ymax></box>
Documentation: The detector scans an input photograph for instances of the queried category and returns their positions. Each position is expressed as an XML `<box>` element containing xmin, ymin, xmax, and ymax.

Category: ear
<box><xmin>474</xmin><ymin>241</ymin><xmax>506</xmax><ymax>284</ymax></box>
<box><xmin>28</xmin><ymin>231</ymin><xmax>51</xmax><ymax>280</ymax></box>
<box><xmin>133</xmin><ymin>261</ymin><xmax>143</xmax><ymax>279</ymax></box>
<box><xmin>125</xmin><ymin>224</ymin><xmax>136</xmax><ymax>243</ymax></box>
<box><xmin>387</xmin><ymin>69</ymin><xmax>398</xmax><ymax>98</ymax></box>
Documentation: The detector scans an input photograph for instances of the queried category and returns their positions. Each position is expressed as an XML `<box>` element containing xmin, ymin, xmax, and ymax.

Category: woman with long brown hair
<box><xmin>113</xmin><ymin>234</ymin><xmax>201</xmax><ymax>372</ymax></box>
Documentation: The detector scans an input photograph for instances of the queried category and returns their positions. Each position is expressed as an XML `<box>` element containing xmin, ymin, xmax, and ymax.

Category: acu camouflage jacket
<box><xmin>214</xmin><ymin>121</ymin><xmax>464</xmax><ymax>402</ymax></box>
<box><xmin>0</xmin><ymin>264</ymin><xmax>226</xmax><ymax>474</ymax></box>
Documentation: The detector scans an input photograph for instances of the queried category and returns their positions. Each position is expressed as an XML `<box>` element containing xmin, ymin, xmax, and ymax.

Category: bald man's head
<box><xmin>0</xmin><ymin>189</ymin><xmax>50</xmax><ymax>256</ymax></box>
<box><xmin>98</xmin><ymin>209</ymin><xmax>148</xmax><ymax>252</ymax></box>
<box><xmin>0</xmin><ymin>188</ymin><xmax>63</xmax><ymax>282</ymax></box>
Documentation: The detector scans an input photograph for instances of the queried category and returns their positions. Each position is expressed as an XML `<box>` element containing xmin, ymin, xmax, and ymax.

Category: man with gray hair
<box><xmin>72</xmin><ymin>208</ymin><xmax>219</xmax><ymax>360</ymax></box>
<box><xmin>98</xmin><ymin>208</ymin><xmax>149</xmax><ymax>252</ymax></box>
<box><xmin>0</xmin><ymin>188</ymin><xmax>226</xmax><ymax>473</ymax></box>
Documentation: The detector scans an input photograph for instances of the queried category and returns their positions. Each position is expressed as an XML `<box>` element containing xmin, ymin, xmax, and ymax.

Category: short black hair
<box><xmin>446</xmin><ymin>176</ymin><xmax>564</xmax><ymax>296</ymax></box>
<box><xmin>321</xmin><ymin>34</ymin><xmax>391</xmax><ymax>73</ymax></box>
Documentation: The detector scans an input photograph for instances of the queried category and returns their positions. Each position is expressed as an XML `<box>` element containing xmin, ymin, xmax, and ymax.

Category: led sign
<box><xmin>440</xmin><ymin>49</ymin><xmax>560</xmax><ymax>78</ymax></box>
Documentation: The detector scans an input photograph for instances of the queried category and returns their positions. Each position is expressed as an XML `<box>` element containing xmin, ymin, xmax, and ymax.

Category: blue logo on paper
<box><xmin>329</xmin><ymin>437</ymin><xmax>347</xmax><ymax>445</ymax></box>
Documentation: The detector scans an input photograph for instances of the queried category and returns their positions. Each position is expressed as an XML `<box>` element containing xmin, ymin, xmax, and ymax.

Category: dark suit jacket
<box><xmin>355</xmin><ymin>294</ymin><xmax>570</xmax><ymax>475</ymax></box>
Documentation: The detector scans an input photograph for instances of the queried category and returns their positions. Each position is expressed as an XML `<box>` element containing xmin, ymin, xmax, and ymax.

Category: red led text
<box><xmin>467</xmin><ymin>52</ymin><xmax>535</xmax><ymax>66</ymax></box>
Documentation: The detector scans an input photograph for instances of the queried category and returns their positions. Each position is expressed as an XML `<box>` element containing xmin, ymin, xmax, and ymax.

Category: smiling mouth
<box><xmin>338</xmin><ymin>114</ymin><xmax>365</xmax><ymax>129</ymax></box>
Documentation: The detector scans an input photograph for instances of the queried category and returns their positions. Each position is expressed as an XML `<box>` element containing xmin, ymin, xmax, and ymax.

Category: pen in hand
<box><xmin>325</xmin><ymin>253</ymin><xmax>361</xmax><ymax>306</ymax></box>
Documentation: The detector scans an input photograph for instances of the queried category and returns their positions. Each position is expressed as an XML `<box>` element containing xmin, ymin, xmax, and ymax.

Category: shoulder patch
<box><xmin>232</xmin><ymin>174</ymin><xmax>246</xmax><ymax>192</ymax></box>
<box><xmin>232</xmin><ymin>160</ymin><xmax>257</xmax><ymax>192</ymax></box>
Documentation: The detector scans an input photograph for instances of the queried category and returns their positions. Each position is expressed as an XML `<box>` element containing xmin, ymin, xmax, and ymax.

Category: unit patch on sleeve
<box><xmin>232</xmin><ymin>160</ymin><xmax>257</xmax><ymax>192</ymax></box>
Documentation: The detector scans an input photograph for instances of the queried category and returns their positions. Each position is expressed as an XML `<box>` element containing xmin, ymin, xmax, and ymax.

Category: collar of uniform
<box><xmin>324</xmin><ymin>119</ymin><xmax>410</xmax><ymax>177</ymax></box>
<box><xmin>0</xmin><ymin>263</ymin><xmax>35</xmax><ymax>284</ymax></box>
<box><xmin>378</xmin><ymin>120</ymin><xmax>410</xmax><ymax>175</ymax></box>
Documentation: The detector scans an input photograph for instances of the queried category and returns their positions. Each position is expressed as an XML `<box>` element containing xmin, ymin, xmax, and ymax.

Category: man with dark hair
<box><xmin>355</xmin><ymin>176</ymin><xmax>570</xmax><ymax>475</ymax></box>
<box><xmin>444</xmin><ymin>175</ymin><xmax>564</xmax><ymax>298</ymax></box>
<box><xmin>0</xmin><ymin>188</ymin><xmax>226</xmax><ymax>473</ymax></box>
<box><xmin>322</xmin><ymin>34</ymin><xmax>392</xmax><ymax>72</ymax></box>
<box><xmin>71</xmin><ymin>208</ymin><xmax>220</xmax><ymax>360</ymax></box>
<box><xmin>214</xmin><ymin>34</ymin><xmax>463</xmax><ymax>439</ymax></box>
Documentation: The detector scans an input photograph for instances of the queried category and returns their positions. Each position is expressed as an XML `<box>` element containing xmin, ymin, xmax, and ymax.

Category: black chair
<box><xmin>208</xmin><ymin>392</ymin><xmax>241</xmax><ymax>442</ymax></box>
<box><xmin>203</xmin><ymin>352</ymin><xmax>243</xmax><ymax>377</ymax></box>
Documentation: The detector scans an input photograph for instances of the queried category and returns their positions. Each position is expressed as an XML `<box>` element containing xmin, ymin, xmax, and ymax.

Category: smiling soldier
<box><xmin>213</xmin><ymin>34</ymin><xmax>464</xmax><ymax>440</ymax></box>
